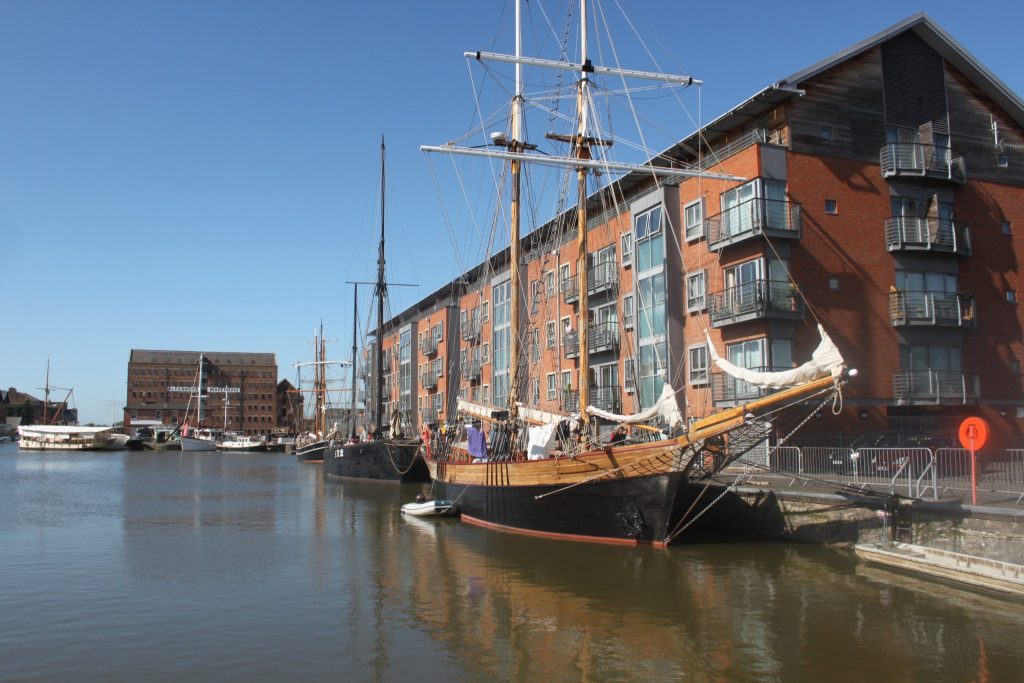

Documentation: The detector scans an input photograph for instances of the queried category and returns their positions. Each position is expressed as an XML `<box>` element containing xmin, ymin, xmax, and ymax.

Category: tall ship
<box><xmin>323</xmin><ymin>140</ymin><xmax>428</xmax><ymax>482</ymax></box>
<box><xmin>294</xmin><ymin>322</ymin><xmax>346</xmax><ymax>463</ymax></box>
<box><xmin>417</xmin><ymin>1</ymin><xmax>851</xmax><ymax>545</ymax></box>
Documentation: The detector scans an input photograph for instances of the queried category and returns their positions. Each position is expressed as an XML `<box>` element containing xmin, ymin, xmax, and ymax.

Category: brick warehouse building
<box><xmin>365</xmin><ymin>14</ymin><xmax>1024</xmax><ymax>445</ymax></box>
<box><xmin>125</xmin><ymin>350</ymin><xmax>278</xmax><ymax>435</ymax></box>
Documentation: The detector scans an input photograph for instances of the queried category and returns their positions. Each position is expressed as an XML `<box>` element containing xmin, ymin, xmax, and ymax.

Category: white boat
<box><xmin>401</xmin><ymin>499</ymin><xmax>460</xmax><ymax>517</ymax></box>
<box><xmin>17</xmin><ymin>425</ymin><xmax>116</xmax><ymax>451</ymax></box>
<box><xmin>180</xmin><ymin>428</ymin><xmax>219</xmax><ymax>451</ymax></box>
<box><xmin>217</xmin><ymin>434</ymin><xmax>267</xmax><ymax>452</ymax></box>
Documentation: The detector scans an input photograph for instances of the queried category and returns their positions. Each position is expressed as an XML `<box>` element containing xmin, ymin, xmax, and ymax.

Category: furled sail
<box><xmin>585</xmin><ymin>382</ymin><xmax>684</xmax><ymax>429</ymax></box>
<box><xmin>706</xmin><ymin>324</ymin><xmax>845</xmax><ymax>389</ymax></box>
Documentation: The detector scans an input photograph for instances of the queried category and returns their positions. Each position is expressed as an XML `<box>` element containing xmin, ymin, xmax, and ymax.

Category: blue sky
<box><xmin>2</xmin><ymin>0</ymin><xmax>1022</xmax><ymax>424</ymax></box>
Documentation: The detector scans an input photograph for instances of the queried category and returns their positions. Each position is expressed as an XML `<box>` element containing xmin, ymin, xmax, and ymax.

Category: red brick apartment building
<box><xmin>366</xmin><ymin>14</ymin><xmax>1024</xmax><ymax>445</ymax></box>
<box><xmin>125</xmin><ymin>350</ymin><xmax>278</xmax><ymax>435</ymax></box>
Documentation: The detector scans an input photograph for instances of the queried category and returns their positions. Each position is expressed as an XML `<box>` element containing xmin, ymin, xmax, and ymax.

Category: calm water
<box><xmin>1</xmin><ymin>443</ymin><xmax>1022</xmax><ymax>682</ymax></box>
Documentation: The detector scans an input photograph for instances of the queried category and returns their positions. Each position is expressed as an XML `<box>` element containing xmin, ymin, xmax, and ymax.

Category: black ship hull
<box><xmin>433</xmin><ymin>471</ymin><xmax>700</xmax><ymax>546</ymax></box>
<box><xmin>296</xmin><ymin>440</ymin><xmax>327</xmax><ymax>463</ymax></box>
<box><xmin>323</xmin><ymin>440</ymin><xmax>429</xmax><ymax>482</ymax></box>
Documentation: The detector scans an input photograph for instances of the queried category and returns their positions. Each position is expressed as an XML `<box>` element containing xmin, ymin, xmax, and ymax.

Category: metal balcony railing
<box><xmin>562</xmin><ymin>323</ymin><xmax>620</xmax><ymax>358</ymax></box>
<box><xmin>420</xmin><ymin>372</ymin><xmax>438</xmax><ymax>390</ymax></box>
<box><xmin>884</xmin><ymin>216</ymin><xmax>971</xmax><ymax>255</ymax></box>
<box><xmin>893</xmin><ymin>370</ymin><xmax>980</xmax><ymax>405</ymax></box>
<box><xmin>708</xmin><ymin>279</ymin><xmax>804</xmax><ymax>327</ymax></box>
<box><xmin>420</xmin><ymin>337</ymin><xmax>438</xmax><ymax>356</ymax></box>
<box><xmin>562</xmin><ymin>390</ymin><xmax>579</xmax><ymax>413</ymax></box>
<box><xmin>591</xmin><ymin>385</ymin><xmax>622</xmax><ymax>413</ymax></box>
<box><xmin>705</xmin><ymin>198</ymin><xmax>801</xmax><ymax>250</ymax></box>
<box><xmin>420</xmin><ymin>409</ymin><xmax>438</xmax><ymax>425</ymax></box>
<box><xmin>880</xmin><ymin>143</ymin><xmax>966</xmax><ymax>185</ymax></box>
<box><xmin>461</xmin><ymin>361</ymin><xmax>482</xmax><ymax>382</ymax></box>
<box><xmin>461</xmin><ymin>321</ymin><xmax>481</xmax><ymax>342</ymax></box>
<box><xmin>588</xmin><ymin>261</ymin><xmax>618</xmax><ymax>295</ymax></box>
<box><xmin>889</xmin><ymin>290</ymin><xmax>976</xmax><ymax>328</ymax></box>
<box><xmin>564</xmin><ymin>331</ymin><xmax>579</xmax><ymax>359</ymax></box>
<box><xmin>711</xmin><ymin>367</ymin><xmax>788</xmax><ymax>405</ymax></box>
<box><xmin>561</xmin><ymin>277</ymin><xmax>578</xmax><ymax>304</ymax></box>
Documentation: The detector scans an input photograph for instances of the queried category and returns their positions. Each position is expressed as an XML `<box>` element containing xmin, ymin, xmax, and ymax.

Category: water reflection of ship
<box><xmin>383</xmin><ymin>521</ymin><xmax>1024</xmax><ymax>680</ymax></box>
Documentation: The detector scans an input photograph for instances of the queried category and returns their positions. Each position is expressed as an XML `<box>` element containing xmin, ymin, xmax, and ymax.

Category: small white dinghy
<box><xmin>401</xmin><ymin>498</ymin><xmax>459</xmax><ymax>517</ymax></box>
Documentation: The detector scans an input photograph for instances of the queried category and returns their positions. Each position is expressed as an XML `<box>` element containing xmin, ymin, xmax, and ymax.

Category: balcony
<box><xmin>461</xmin><ymin>321</ymin><xmax>481</xmax><ymax>342</ymax></box>
<box><xmin>564</xmin><ymin>331</ymin><xmax>579</xmax><ymax>359</ymax></box>
<box><xmin>563</xmin><ymin>323</ymin><xmax>620</xmax><ymax>359</ymax></box>
<box><xmin>561</xmin><ymin>277</ymin><xmax>578</xmax><ymax>304</ymax></box>
<box><xmin>591</xmin><ymin>385</ymin><xmax>622</xmax><ymax>413</ymax></box>
<box><xmin>420</xmin><ymin>337</ymin><xmax>438</xmax><ymax>356</ymax></box>
<box><xmin>420</xmin><ymin>372</ymin><xmax>438</xmax><ymax>390</ymax></box>
<box><xmin>562</xmin><ymin>390</ymin><xmax>579</xmax><ymax>413</ymax></box>
<box><xmin>889</xmin><ymin>290</ymin><xmax>976</xmax><ymax>328</ymax></box>
<box><xmin>705</xmin><ymin>199</ymin><xmax>801</xmax><ymax>251</ymax></box>
<box><xmin>884</xmin><ymin>216</ymin><xmax>971</xmax><ymax>256</ymax></box>
<box><xmin>880</xmin><ymin>143</ymin><xmax>966</xmax><ymax>185</ymax></box>
<box><xmin>708</xmin><ymin>279</ymin><xmax>804</xmax><ymax>328</ymax></box>
<box><xmin>893</xmin><ymin>370</ymin><xmax>980</xmax><ymax>405</ymax></box>
<box><xmin>420</xmin><ymin>408</ymin><xmax>438</xmax><ymax>425</ymax></box>
<box><xmin>461</xmin><ymin>361</ymin><xmax>482</xmax><ymax>382</ymax></box>
<box><xmin>711</xmin><ymin>368</ymin><xmax>787</xmax><ymax>405</ymax></box>
<box><xmin>588</xmin><ymin>261</ymin><xmax>618</xmax><ymax>296</ymax></box>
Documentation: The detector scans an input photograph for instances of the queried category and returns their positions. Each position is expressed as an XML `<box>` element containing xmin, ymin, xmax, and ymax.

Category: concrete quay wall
<box><xmin>707</xmin><ymin>485</ymin><xmax>1024</xmax><ymax>565</ymax></box>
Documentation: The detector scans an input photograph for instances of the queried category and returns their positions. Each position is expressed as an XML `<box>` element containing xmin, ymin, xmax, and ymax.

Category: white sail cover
<box><xmin>706</xmin><ymin>324</ymin><xmax>845</xmax><ymax>389</ymax></box>
<box><xmin>585</xmin><ymin>382</ymin><xmax>684</xmax><ymax>430</ymax></box>
<box><xmin>526</xmin><ymin>424</ymin><xmax>557</xmax><ymax>460</ymax></box>
<box><xmin>515</xmin><ymin>403</ymin><xmax>571</xmax><ymax>425</ymax></box>
<box><xmin>456</xmin><ymin>399</ymin><xmax>501</xmax><ymax>422</ymax></box>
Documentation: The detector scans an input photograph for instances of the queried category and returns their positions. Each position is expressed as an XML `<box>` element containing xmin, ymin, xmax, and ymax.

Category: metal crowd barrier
<box><xmin>734</xmin><ymin>445</ymin><xmax>1024</xmax><ymax>504</ymax></box>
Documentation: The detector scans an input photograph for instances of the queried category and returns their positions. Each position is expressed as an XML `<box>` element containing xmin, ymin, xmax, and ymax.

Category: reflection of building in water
<box><xmin>119</xmin><ymin>453</ymin><xmax>282</xmax><ymax>581</ymax></box>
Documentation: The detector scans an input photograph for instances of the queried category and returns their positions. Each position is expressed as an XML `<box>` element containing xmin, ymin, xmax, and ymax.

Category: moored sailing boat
<box><xmin>295</xmin><ymin>322</ymin><xmax>341</xmax><ymax>463</ymax></box>
<box><xmin>420</xmin><ymin>1</ymin><xmax>851</xmax><ymax>545</ymax></box>
<box><xmin>322</xmin><ymin>140</ymin><xmax>427</xmax><ymax>483</ymax></box>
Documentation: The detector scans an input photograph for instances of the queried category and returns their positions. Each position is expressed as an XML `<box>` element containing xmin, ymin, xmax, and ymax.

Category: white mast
<box><xmin>197</xmin><ymin>353</ymin><xmax>205</xmax><ymax>424</ymax></box>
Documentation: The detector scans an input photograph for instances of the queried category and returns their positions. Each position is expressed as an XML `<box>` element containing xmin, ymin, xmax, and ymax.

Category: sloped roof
<box><xmin>659</xmin><ymin>12</ymin><xmax>1024</xmax><ymax>166</ymax></box>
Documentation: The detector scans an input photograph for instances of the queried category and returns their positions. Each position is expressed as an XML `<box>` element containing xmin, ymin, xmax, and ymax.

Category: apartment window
<box><xmin>634</xmin><ymin>205</ymin><xmax>664</xmax><ymax>272</ymax></box>
<box><xmin>434</xmin><ymin>322</ymin><xmax>443</xmax><ymax>342</ymax></box>
<box><xmin>686</xmin><ymin>271</ymin><xmax>707</xmax><ymax>312</ymax></box>
<box><xmin>1008</xmin><ymin>290</ymin><xmax>1019</xmax><ymax>304</ymax></box>
<box><xmin>561</xmin><ymin>316</ymin><xmax>571</xmax><ymax>335</ymax></box>
<box><xmin>623</xmin><ymin>294</ymin><xmax>634</xmax><ymax>330</ymax></box>
<box><xmin>689</xmin><ymin>345</ymin><xmax>709</xmax><ymax>386</ymax></box>
<box><xmin>624</xmin><ymin>357</ymin><xmax>636</xmax><ymax>393</ymax></box>
<box><xmin>684</xmin><ymin>198</ymin><xmax>704</xmax><ymax>241</ymax></box>
<box><xmin>1002</xmin><ymin>221</ymin><xmax>1012</xmax><ymax>235</ymax></box>
<box><xmin>621</xmin><ymin>233</ymin><xmax>633</xmax><ymax>267</ymax></box>
<box><xmin>481</xmin><ymin>301</ymin><xmax>489</xmax><ymax>322</ymax></box>
<box><xmin>825</xmin><ymin>199</ymin><xmax>838</xmax><ymax>215</ymax></box>
<box><xmin>530</xmin><ymin>279</ymin><xmax>542</xmax><ymax>313</ymax></box>
<box><xmin>561</xmin><ymin>371</ymin><xmax>572</xmax><ymax>392</ymax></box>
<box><xmin>482</xmin><ymin>342</ymin><xmax>490</xmax><ymax>364</ymax></box>
<box><xmin>544</xmin><ymin>270</ymin><xmax>555</xmax><ymax>297</ymax></box>
<box><xmin>482</xmin><ymin>385</ymin><xmax>490</xmax><ymax>405</ymax></box>
<box><xmin>546</xmin><ymin>373</ymin><xmax>556</xmax><ymax>400</ymax></box>
<box><xmin>560</xmin><ymin>263</ymin><xmax>571</xmax><ymax>284</ymax></box>
<box><xmin>546</xmin><ymin>321</ymin><xmax>556</xmax><ymax>349</ymax></box>
<box><xmin>530</xmin><ymin>377</ymin><xmax>540</xmax><ymax>404</ymax></box>
<box><xmin>998</xmin><ymin>154</ymin><xmax>1009</xmax><ymax>168</ymax></box>
<box><xmin>820</xmin><ymin>125</ymin><xmax>833</xmax><ymax>140</ymax></box>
